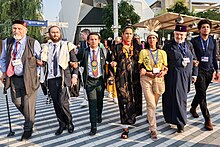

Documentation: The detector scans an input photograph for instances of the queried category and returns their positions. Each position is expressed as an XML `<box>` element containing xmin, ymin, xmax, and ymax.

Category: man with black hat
<box><xmin>0</xmin><ymin>20</ymin><xmax>42</xmax><ymax>140</ymax></box>
<box><xmin>162</xmin><ymin>24</ymin><xmax>198</xmax><ymax>133</ymax></box>
<box><xmin>189</xmin><ymin>19</ymin><xmax>218</xmax><ymax>131</ymax></box>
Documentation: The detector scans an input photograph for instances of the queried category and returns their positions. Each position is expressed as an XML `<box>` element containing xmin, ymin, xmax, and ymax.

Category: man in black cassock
<box><xmin>162</xmin><ymin>24</ymin><xmax>198</xmax><ymax>133</ymax></box>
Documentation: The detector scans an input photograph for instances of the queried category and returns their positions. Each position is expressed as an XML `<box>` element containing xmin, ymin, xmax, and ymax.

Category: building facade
<box><xmin>59</xmin><ymin>0</ymin><xmax>154</xmax><ymax>43</ymax></box>
<box><xmin>150</xmin><ymin>0</ymin><xmax>219</xmax><ymax>15</ymax></box>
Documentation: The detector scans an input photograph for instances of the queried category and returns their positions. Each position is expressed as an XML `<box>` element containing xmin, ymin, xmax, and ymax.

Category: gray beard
<box><xmin>13</xmin><ymin>35</ymin><xmax>22</xmax><ymax>40</ymax></box>
<box><xmin>174</xmin><ymin>38</ymin><xmax>185</xmax><ymax>44</ymax></box>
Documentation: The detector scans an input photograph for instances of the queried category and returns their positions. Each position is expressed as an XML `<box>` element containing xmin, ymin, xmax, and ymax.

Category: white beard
<box><xmin>174</xmin><ymin>38</ymin><xmax>185</xmax><ymax>44</ymax></box>
<box><xmin>13</xmin><ymin>34</ymin><xmax>22</xmax><ymax>40</ymax></box>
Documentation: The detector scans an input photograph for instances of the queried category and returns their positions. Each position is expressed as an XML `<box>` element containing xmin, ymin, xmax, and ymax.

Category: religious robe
<box><xmin>162</xmin><ymin>39</ymin><xmax>198</xmax><ymax>127</ymax></box>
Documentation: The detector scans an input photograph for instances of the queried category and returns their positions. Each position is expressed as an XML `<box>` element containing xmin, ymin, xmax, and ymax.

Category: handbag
<box><xmin>152</xmin><ymin>77</ymin><xmax>165</xmax><ymax>95</ymax></box>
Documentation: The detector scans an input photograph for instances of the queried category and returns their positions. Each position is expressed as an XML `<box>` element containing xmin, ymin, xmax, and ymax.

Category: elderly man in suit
<box><xmin>0</xmin><ymin>20</ymin><xmax>41</xmax><ymax>141</ymax></box>
<box><xmin>77</xmin><ymin>32</ymin><xmax>109</xmax><ymax>135</ymax></box>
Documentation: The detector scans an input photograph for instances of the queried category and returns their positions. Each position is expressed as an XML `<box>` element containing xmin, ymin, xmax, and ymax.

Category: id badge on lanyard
<box><xmin>201</xmin><ymin>56</ymin><xmax>209</xmax><ymax>62</ymax></box>
<box><xmin>153</xmin><ymin>67</ymin><xmax>160</xmax><ymax>74</ymax></box>
<box><xmin>200</xmin><ymin>37</ymin><xmax>209</xmax><ymax>62</ymax></box>
<box><xmin>12</xmin><ymin>59</ymin><xmax>22</xmax><ymax>66</ymax></box>
<box><xmin>182</xmin><ymin>57</ymin><xmax>190</xmax><ymax>67</ymax></box>
<box><xmin>150</xmin><ymin>49</ymin><xmax>160</xmax><ymax>74</ymax></box>
<box><xmin>179</xmin><ymin>43</ymin><xmax>189</xmax><ymax>67</ymax></box>
<box><xmin>183</xmin><ymin>57</ymin><xmax>190</xmax><ymax>63</ymax></box>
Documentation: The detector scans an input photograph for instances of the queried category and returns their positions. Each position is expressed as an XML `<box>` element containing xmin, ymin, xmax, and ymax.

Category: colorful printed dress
<box><xmin>112</xmin><ymin>42</ymin><xmax>142</xmax><ymax>125</ymax></box>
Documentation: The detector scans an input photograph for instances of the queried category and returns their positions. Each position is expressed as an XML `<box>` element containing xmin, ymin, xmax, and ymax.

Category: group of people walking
<box><xmin>0</xmin><ymin>18</ymin><xmax>218</xmax><ymax>142</ymax></box>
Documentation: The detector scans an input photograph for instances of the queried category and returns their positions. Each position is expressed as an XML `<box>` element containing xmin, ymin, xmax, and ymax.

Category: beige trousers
<box><xmin>140</xmin><ymin>75</ymin><xmax>165</xmax><ymax>131</ymax></box>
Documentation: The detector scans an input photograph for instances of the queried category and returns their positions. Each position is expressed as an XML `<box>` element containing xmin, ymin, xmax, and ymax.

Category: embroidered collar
<box><xmin>122</xmin><ymin>44</ymin><xmax>133</xmax><ymax>58</ymax></box>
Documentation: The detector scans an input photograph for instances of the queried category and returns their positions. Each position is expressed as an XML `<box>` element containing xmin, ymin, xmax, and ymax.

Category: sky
<box><xmin>42</xmin><ymin>0</ymin><xmax>219</xmax><ymax>21</ymax></box>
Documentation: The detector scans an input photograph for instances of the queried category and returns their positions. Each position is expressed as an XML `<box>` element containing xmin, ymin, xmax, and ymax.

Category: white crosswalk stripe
<box><xmin>0</xmin><ymin>83</ymin><xmax>220</xmax><ymax>147</ymax></box>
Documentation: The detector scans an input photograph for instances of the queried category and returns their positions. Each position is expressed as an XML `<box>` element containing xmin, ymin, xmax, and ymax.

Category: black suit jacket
<box><xmin>77</xmin><ymin>47</ymin><xmax>109</xmax><ymax>88</ymax></box>
<box><xmin>191</xmin><ymin>35</ymin><xmax>218</xmax><ymax>71</ymax></box>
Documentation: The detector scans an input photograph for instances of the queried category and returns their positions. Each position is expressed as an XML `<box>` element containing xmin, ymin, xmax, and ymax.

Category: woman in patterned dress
<box><xmin>111</xmin><ymin>26</ymin><xmax>142</xmax><ymax>139</ymax></box>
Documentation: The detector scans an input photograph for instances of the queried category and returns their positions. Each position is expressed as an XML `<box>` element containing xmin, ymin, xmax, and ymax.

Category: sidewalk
<box><xmin>0</xmin><ymin>83</ymin><xmax>220</xmax><ymax>146</ymax></box>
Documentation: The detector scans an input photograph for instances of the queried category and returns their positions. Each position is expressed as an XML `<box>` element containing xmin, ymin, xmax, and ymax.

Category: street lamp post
<box><xmin>189</xmin><ymin>0</ymin><xmax>192</xmax><ymax>13</ymax></box>
<box><xmin>113</xmin><ymin>0</ymin><xmax>119</xmax><ymax>39</ymax></box>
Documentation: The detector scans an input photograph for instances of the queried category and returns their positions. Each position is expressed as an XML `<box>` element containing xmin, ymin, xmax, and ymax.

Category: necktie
<box><xmin>53</xmin><ymin>44</ymin><xmax>58</xmax><ymax>77</ymax></box>
<box><xmin>92</xmin><ymin>50</ymin><xmax>98</xmax><ymax>77</ymax></box>
<box><xmin>6</xmin><ymin>41</ymin><xmax>19</xmax><ymax>77</ymax></box>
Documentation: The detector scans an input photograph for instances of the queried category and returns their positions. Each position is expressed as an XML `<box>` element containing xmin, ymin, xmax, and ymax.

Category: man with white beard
<box><xmin>162</xmin><ymin>24</ymin><xmax>198</xmax><ymax>133</ymax></box>
<box><xmin>0</xmin><ymin>20</ymin><xmax>41</xmax><ymax>141</ymax></box>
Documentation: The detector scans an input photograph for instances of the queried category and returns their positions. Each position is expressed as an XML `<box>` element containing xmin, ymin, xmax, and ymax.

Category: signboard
<box><xmin>48</xmin><ymin>22</ymin><xmax>69</xmax><ymax>28</ymax></box>
<box><xmin>23</xmin><ymin>20</ymin><xmax>68</xmax><ymax>28</ymax></box>
<box><xmin>24</xmin><ymin>20</ymin><xmax>48</xmax><ymax>27</ymax></box>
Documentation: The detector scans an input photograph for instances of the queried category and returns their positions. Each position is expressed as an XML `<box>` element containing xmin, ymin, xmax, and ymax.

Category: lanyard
<box><xmin>149</xmin><ymin>49</ymin><xmax>158</xmax><ymax>66</ymax></box>
<box><xmin>200</xmin><ymin>36</ymin><xmax>209</xmax><ymax>56</ymax></box>
<box><xmin>178</xmin><ymin>42</ymin><xmax>188</xmax><ymax>57</ymax></box>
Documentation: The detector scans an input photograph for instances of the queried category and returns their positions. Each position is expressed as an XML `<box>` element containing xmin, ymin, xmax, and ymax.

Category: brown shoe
<box><xmin>190</xmin><ymin>108</ymin><xmax>199</xmax><ymax>118</ymax></box>
<box><xmin>205</xmin><ymin>120</ymin><xmax>213</xmax><ymax>131</ymax></box>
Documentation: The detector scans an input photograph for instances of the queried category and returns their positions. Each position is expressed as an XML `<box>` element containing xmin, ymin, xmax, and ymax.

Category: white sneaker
<box><xmin>80</xmin><ymin>99</ymin><xmax>88</xmax><ymax>107</ymax></box>
<box><xmin>113</xmin><ymin>98</ymin><xmax>118</xmax><ymax>104</ymax></box>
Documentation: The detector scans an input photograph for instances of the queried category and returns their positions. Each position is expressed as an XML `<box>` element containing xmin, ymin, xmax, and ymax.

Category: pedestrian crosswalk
<box><xmin>0</xmin><ymin>83</ymin><xmax>220</xmax><ymax>146</ymax></box>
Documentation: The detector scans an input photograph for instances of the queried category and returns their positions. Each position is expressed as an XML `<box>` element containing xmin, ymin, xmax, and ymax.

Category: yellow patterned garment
<box><xmin>138</xmin><ymin>49</ymin><xmax>167</xmax><ymax>71</ymax></box>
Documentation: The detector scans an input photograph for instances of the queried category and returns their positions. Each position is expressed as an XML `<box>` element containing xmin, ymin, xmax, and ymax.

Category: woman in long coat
<box><xmin>111</xmin><ymin>26</ymin><xmax>142</xmax><ymax>139</ymax></box>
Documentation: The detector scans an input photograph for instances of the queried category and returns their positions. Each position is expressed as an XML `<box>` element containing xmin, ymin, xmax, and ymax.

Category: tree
<box><xmin>167</xmin><ymin>0</ymin><xmax>192</xmax><ymax>15</ymax></box>
<box><xmin>0</xmin><ymin>0</ymin><xmax>43</xmax><ymax>40</ymax></box>
<box><xmin>102</xmin><ymin>0</ymin><xmax>140</xmax><ymax>39</ymax></box>
<box><xmin>196</xmin><ymin>10</ymin><xmax>220</xmax><ymax>21</ymax></box>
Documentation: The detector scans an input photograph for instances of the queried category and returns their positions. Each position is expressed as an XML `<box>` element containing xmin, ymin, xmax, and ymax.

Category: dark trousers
<box><xmin>191</xmin><ymin>69</ymin><xmax>213</xmax><ymax>121</ymax></box>
<box><xmin>48</xmin><ymin>77</ymin><xmax>72</xmax><ymax>127</ymax></box>
<box><xmin>86</xmin><ymin>77</ymin><xmax>104</xmax><ymax>128</ymax></box>
<box><xmin>10</xmin><ymin>75</ymin><xmax>37</xmax><ymax>131</ymax></box>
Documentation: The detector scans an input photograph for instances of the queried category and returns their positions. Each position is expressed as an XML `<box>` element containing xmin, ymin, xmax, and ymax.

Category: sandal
<box><xmin>121</xmin><ymin>128</ymin><xmax>129</xmax><ymax>139</ymax></box>
<box><xmin>151</xmin><ymin>131</ymin><xmax>157</xmax><ymax>140</ymax></box>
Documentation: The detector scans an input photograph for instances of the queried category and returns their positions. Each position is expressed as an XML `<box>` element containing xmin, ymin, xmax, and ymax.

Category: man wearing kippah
<box><xmin>40</xmin><ymin>25</ymin><xmax>78</xmax><ymax>136</ymax></box>
<box><xmin>189</xmin><ymin>19</ymin><xmax>218</xmax><ymax>131</ymax></box>
<box><xmin>162</xmin><ymin>24</ymin><xmax>198</xmax><ymax>133</ymax></box>
<box><xmin>0</xmin><ymin>20</ymin><xmax>42</xmax><ymax>140</ymax></box>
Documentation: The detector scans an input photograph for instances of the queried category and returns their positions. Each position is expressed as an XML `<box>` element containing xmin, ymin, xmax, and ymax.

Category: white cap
<box><xmin>147</xmin><ymin>31</ymin><xmax>158</xmax><ymax>38</ymax></box>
